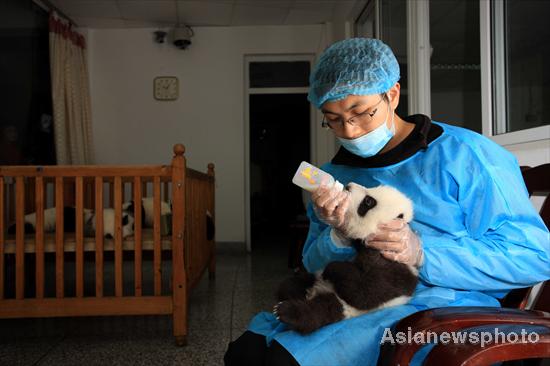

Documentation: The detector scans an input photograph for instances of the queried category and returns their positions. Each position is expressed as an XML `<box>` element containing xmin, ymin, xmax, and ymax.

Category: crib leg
<box><xmin>175</xmin><ymin>335</ymin><xmax>188</xmax><ymax>347</ymax></box>
<box><xmin>173</xmin><ymin>309</ymin><xmax>188</xmax><ymax>347</ymax></box>
<box><xmin>173</xmin><ymin>281</ymin><xmax>188</xmax><ymax>347</ymax></box>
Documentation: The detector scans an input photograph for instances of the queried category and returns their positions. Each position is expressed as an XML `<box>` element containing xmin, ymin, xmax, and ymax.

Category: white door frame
<box><xmin>244</xmin><ymin>54</ymin><xmax>316</xmax><ymax>252</ymax></box>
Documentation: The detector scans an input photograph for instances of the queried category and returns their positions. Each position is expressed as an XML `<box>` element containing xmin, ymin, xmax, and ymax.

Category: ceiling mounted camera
<box><xmin>173</xmin><ymin>25</ymin><xmax>194</xmax><ymax>50</ymax></box>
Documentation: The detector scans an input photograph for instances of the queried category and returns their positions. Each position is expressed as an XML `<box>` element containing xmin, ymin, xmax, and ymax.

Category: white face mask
<box><xmin>337</xmin><ymin>96</ymin><xmax>395</xmax><ymax>158</ymax></box>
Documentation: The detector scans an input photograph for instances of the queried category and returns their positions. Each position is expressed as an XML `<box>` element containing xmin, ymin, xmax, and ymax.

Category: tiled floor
<box><xmin>0</xmin><ymin>242</ymin><xmax>294</xmax><ymax>365</ymax></box>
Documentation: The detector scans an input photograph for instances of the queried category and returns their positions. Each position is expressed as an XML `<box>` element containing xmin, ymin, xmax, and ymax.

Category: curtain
<box><xmin>49</xmin><ymin>15</ymin><xmax>94</xmax><ymax>164</ymax></box>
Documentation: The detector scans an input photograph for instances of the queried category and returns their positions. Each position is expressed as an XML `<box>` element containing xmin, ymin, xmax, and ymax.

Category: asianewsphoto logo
<box><xmin>380</xmin><ymin>327</ymin><xmax>541</xmax><ymax>348</ymax></box>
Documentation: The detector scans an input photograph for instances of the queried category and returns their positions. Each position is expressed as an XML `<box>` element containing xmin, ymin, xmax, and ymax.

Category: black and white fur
<box><xmin>274</xmin><ymin>183</ymin><xmax>419</xmax><ymax>334</ymax></box>
<box><xmin>8</xmin><ymin>207</ymin><xmax>135</xmax><ymax>238</ymax></box>
<box><xmin>123</xmin><ymin>197</ymin><xmax>171</xmax><ymax>228</ymax></box>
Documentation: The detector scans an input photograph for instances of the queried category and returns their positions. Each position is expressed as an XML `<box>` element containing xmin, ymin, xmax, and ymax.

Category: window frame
<box><xmin>355</xmin><ymin>0</ymin><xmax>550</xmax><ymax>146</ymax></box>
<box><xmin>480</xmin><ymin>0</ymin><xmax>550</xmax><ymax>146</ymax></box>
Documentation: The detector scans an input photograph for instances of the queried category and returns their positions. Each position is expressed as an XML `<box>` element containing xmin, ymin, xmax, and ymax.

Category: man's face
<box><xmin>321</xmin><ymin>94</ymin><xmax>390</xmax><ymax>139</ymax></box>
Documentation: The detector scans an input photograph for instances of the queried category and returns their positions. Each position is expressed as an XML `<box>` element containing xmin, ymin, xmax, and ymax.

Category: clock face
<box><xmin>154</xmin><ymin>77</ymin><xmax>179</xmax><ymax>100</ymax></box>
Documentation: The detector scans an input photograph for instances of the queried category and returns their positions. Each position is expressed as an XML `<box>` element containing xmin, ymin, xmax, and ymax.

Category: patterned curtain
<box><xmin>49</xmin><ymin>14</ymin><xmax>94</xmax><ymax>164</ymax></box>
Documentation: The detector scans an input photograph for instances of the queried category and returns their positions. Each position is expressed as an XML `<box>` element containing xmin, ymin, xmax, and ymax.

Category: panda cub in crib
<box><xmin>7</xmin><ymin>207</ymin><xmax>135</xmax><ymax>238</ymax></box>
<box><xmin>123</xmin><ymin>197</ymin><xmax>171</xmax><ymax>228</ymax></box>
<box><xmin>274</xmin><ymin>183</ymin><xmax>418</xmax><ymax>334</ymax></box>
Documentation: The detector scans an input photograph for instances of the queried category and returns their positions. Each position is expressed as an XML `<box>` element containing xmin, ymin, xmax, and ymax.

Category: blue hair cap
<box><xmin>308</xmin><ymin>38</ymin><xmax>400</xmax><ymax>109</ymax></box>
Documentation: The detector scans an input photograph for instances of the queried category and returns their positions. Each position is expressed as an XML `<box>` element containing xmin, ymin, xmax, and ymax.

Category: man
<box><xmin>225</xmin><ymin>37</ymin><xmax>549</xmax><ymax>366</ymax></box>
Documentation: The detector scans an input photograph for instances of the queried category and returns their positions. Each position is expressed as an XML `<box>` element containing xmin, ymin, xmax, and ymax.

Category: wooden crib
<box><xmin>0</xmin><ymin>144</ymin><xmax>215</xmax><ymax>346</ymax></box>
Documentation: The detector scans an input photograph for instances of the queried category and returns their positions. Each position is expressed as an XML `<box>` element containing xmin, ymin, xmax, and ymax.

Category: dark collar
<box><xmin>331</xmin><ymin>114</ymin><xmax>443</xmax><ymax>168</ymax></box>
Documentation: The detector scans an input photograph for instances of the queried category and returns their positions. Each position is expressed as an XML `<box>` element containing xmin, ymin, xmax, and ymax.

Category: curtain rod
<box><xmin>33</xmin><ymin>0</ymin><xmax>79</xmax><ymax>27</ymax></box>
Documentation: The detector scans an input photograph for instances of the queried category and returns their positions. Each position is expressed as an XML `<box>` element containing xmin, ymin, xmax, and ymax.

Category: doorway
<box><xmin>245</xmin><ymin>56</ymin><xmax>314</xmax><ymax>252</ymax></box>
<box><xmin>249</xmin><ymin>93</ymin><xmax>310</xmax><ymax>249</ymax></box>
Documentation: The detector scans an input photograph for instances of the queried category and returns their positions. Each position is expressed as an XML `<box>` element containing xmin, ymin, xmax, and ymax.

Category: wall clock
<box><xmin>154</xmin><ymin>76</ymin><xmax>179</xmax><ymax>100</ymax></box>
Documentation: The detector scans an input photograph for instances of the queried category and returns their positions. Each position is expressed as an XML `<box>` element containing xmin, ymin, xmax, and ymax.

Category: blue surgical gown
<box><xmin>248</xmin><ymin>121</ymin><xmax>550</xmax><ymax>366</ymax></box>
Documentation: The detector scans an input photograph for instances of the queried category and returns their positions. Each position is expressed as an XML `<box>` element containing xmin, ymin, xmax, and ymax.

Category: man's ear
<box><xmin>387</xmin><ymin>83</ymin><xmax>401</xmax><ymax>110</ymax></box>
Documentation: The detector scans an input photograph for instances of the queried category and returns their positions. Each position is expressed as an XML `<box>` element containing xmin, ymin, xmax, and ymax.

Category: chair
<box><xmin>378</xmin><ymin>164</ymin><xmax>550</xmax><ymax>366</ymax></box>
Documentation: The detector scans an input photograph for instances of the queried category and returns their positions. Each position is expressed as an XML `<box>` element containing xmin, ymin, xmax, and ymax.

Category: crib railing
<box><xmin>0</xmin><ymin>165</ymin><xmax>174</xmax><ymax>301</ymax></box>
<box><xmin>185</xmin><ymin>164</ymin><xmax>216</xmax><ymax>288</ymax></box>
<box><xmin>1</xmin><ymin>174</ymin><xmax>175</xmax><ymax>215</ymax></box>
<box><xmin>0</xmin><ymin>144</ymin><xmax>215</xmax><ymax>345</ymax></box>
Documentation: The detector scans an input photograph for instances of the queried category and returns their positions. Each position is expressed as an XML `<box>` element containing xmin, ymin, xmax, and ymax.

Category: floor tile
<box><xmin>0</xmin><ymin>240</ymin><xmax>291</xmax><ymax>365</ymax></box>
<box><xmin>0</xmin><ymin>336</ymin><xmax>63</xmax><ymax>366</ymax></box>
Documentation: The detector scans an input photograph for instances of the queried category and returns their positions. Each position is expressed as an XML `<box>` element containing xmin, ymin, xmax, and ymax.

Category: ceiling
<box><xmin>48</xmin><ymin>0</ymin><xmax>360</xmax><ymax>29</ymax></box>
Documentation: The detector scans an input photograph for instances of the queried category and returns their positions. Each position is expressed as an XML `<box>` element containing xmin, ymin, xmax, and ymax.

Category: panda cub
<box><xmin>274</xmin><ymin>183</ymin><xmax>418</xmax><ymax>334</ymax></box>
<box><xmin>7</xmin><ymin>207</ymin><xmax>135</xmax><ymax>238</ymax></box>
<box><xmin>123</xmin><ymin>197</ymin><xmax>171</xmax><ymax>228</ymax></box>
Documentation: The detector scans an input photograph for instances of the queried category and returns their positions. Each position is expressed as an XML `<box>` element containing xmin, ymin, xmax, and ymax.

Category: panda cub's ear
<box><xmin>124</xmin><ymin>201</ymin><xmax>135</xmax><ymax>214</ymax></box>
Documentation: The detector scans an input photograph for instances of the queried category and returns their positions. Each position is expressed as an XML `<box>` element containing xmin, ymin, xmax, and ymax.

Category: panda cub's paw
<box><xmin>273</xmin><ymin>300</ymin><xmax>312</xmax><ymax>333</ymax></box>
<box><xmin>274</xmin><ymin>293</ymin><xmax>345</xmax><ymax>334</ymax></box>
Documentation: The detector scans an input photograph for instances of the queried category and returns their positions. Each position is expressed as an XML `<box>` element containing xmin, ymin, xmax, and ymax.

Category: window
<box><xmin>379</xmin><ymin>0</ymin><xmax>408</xmax><ymax>117</ymax></box>
<box><xmin>492</xmin><ymin>0</ymin><xmax>550</xmax><ymax>135</ymax></box>
<box><xmin>430</xmin><ymin>0</ymin><xmax>481</xmax><ymax>133</ymax></box>
<box><xmin>354</xmin><ymin>0</ymin><xmax>376</xmax><ymax>38</ymax></box>
<box><xmin>355</xmin><ymin>0</ymin><xmax>408</xmax><ymax>116</ymax></box>
<box><xmin>355</xmin><ymin>0</ymin><xmax>549</xmax><ymax>144</ymax></box>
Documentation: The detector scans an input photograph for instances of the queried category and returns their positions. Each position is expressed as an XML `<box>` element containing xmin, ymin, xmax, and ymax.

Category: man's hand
<box><xmin>367</xmin><ymin>219</ymin><xmax>423</xmax><ymax>267</ymax></box>
<box><xmin>311</xmin><ymin>184</ymin><xmax>350</xmax><ymax>233</ymax></box>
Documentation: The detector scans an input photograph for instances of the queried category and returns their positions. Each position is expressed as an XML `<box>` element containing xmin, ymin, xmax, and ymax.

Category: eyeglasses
<box><xmin>321</xmin><ymin>96</ymin><xmax>386</xmax><ymax>130</ymax></box>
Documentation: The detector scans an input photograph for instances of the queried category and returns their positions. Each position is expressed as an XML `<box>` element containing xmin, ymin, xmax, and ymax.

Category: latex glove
<box><xmin>366</xmin><ymin>219</ymin><xmax>424</xmax><ymax>267</ymax></box>
<box><xmin>311</xmin><ymin>183</ymin><xmax>351</xmax><ymax>234</ymax></box>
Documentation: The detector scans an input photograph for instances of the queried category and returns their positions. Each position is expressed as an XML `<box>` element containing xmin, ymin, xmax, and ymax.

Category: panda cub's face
<box><xmin>121</xmin><ymin>212</ymin><xmax>135</xmax><ymax>238</ymax></box>
<box><xmin>342</xmin><ymin>183</ymin><xmax>413</xmax><ymax>240</ymax></box>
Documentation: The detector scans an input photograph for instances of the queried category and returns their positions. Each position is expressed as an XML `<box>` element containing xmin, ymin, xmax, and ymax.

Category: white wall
<box><xmin>86</xmin><ymin>21</ymin><xmax>548</xmax><ymax>243</ymax></box>
<box><xmin>87</xmin><ymin>25</ymin><xmax>327</xmax><ymax>243</ymax></box>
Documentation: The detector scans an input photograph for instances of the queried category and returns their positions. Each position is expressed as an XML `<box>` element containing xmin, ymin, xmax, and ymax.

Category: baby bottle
<box><xmin>292</xmin><ymin>161</ymin><xmax>344</xmax><ymax>192</ymax></box>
